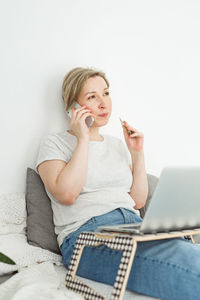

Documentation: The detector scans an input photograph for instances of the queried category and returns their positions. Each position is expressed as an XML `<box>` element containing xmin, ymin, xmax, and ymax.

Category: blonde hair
<box><xmin>62</xmin><ymin>67</ymin><xmax>110</xmax><ymax>111</ymax></box>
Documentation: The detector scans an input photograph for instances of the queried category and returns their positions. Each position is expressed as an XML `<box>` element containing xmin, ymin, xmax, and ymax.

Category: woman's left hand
<box><xmin>122</xmin><ymin>120</ymin><xmax>144</xmax><ymax>153</ymax></box>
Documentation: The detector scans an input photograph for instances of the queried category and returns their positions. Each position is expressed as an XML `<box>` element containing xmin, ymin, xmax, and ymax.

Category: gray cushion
<box><xmin>25</xmin><ymin>168</ymin><xmax>159</xmax><ymax>255</ymax></box>
<box><xmin>139</xmin><ymin>174</ymin><xmax>159</xmax><ymax>219</ymax></box>
<box><xmin>25</xmin><ymin>167</ymin><xmax>61</xmax><ymax>255</ymax></box>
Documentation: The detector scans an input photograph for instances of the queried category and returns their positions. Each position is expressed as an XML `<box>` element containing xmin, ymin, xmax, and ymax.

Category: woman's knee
<box><xmin>136</xmin><ymin>237</ymin><xmax>200</xmax><ymax>273</ymax></box>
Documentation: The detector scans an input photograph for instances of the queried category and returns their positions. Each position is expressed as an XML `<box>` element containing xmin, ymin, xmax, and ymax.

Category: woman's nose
<box><xmin>97</xmin><ymin>96</ymin><xmax>106</xmax><ymax>107</ymax></box>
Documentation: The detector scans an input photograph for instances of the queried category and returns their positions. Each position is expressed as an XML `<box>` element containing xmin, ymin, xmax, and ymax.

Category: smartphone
<box><xmin>66</xmin><ymin>101</ymin><xmax>94</xmax><ymax>128</ymax></box>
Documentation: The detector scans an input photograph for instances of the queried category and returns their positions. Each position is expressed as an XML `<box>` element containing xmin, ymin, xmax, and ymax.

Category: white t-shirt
<box><xmin>34</xmin><ymin>130</ymin><xmax>140</xmax><ymax>247</ymax></box>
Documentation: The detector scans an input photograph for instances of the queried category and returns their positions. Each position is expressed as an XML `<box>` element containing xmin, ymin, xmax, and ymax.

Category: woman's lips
<box><xmin>98</xmin><ymin>113</ymin><xmax>108</xmax><ymax>117</ymax></box>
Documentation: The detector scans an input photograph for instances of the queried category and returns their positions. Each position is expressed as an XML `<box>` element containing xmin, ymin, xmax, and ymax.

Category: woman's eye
<box><xmin>88</xmin><ymin>92</ymin><xmax>109</xmax><ymax>100</ymax></box>
<box><xmin>88</xmin><ymin>95</ymin><xmax>95</xmax><ymax>100</ymax></box>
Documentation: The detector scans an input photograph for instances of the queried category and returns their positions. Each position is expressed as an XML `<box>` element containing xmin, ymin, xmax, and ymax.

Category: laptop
<box><xmin>98</xmin><ymin>166</ymin><xmax>200</xmax><ymax>235</ymax></box>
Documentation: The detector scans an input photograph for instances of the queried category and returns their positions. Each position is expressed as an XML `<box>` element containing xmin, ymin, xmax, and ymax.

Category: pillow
<box><xmin>0</xmin><ymin>193</ymin><xmax>26</xmax><ymax>235</ymax></box>
<box><xmin>139</xmin><ymin>174</ymin><xmax>159</xmax><ymax>219</ymax></box>
<box><xmin>25</xmin><ymin>168</ymin><xmax>61</xmax><ymax>255</ymax></box>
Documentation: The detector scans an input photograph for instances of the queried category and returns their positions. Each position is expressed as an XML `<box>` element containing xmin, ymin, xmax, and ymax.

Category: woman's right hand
<box><xmin>70</xmin><ymin>105</ymin><xmax>93</xmax><ymax>141</ymax></box>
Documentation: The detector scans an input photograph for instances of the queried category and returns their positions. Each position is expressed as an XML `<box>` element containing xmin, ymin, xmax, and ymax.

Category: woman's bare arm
<box><xmin>38</xmin><ymin>138</ymin><xmax>89</xmax><ymax>205</ymax></box>
<box><xmin>56</xmin><ymin>138</ymin><xmax>89</xmax><ymax>204</ymax></box>
<box><xmin>128</xmin><ymin>150</ymin><xmax>148</xmax><ymax>209</ymax></box>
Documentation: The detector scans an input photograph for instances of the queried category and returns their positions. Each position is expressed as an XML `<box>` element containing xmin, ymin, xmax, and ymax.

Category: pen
<box><xmin>119</xmin><ymin>117</ymin><xmax>134</xmax><ymax>135</ymax></box>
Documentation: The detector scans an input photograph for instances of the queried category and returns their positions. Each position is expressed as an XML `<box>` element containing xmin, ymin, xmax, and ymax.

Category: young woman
<box><xmin>35</xmin><ymin>67</ymin><xmax>200</xmax><ymax>300</ymax></box>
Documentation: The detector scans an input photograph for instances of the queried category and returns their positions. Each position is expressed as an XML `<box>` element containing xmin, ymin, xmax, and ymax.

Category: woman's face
<box><xmin>77</xmin><ymin>76</ymin><xmax>112</xmax><ymax>126</ymax></box>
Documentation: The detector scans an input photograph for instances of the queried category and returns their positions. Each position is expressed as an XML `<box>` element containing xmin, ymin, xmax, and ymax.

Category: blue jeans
<box><xmin>60</xmin><ymin>208</ymin><xmax>200</xmax><ymax>300</ymax></box>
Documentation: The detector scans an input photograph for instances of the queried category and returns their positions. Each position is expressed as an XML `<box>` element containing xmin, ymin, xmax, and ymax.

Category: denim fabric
<box><xmin>60</xmin><ymin>208</ymin><xmax>200</xmax><ymax>300</ymax></box>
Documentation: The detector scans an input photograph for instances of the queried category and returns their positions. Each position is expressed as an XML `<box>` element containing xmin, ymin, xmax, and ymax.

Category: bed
<box><xmin>0</xmin><ymin>169</ymin><xmax>199</xmax><ymax>300</ymax></box>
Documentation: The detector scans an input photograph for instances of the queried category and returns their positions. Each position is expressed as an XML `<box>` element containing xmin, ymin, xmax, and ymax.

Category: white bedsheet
<box><xmin>0</xmin><ymin>261</ymin><xmax>158</xmax><ymax>300</ymax></box>
<box><xmin>0</xmin><ymin>262</ymin><xmax>83</xmax><ymax>300</ymax></box>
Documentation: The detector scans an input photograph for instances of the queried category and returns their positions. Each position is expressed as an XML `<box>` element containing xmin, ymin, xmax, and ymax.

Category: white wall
<box><xmin>1</xmin><ymin>0</ymin><xmax>200</xmax><ymax>195</ymax></box>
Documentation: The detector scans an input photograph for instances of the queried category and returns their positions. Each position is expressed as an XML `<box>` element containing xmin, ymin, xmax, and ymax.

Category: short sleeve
<box><xmin>34</xmin><ymin>135</ymin><xmax>69</xmax><ymax>174</ymax></box>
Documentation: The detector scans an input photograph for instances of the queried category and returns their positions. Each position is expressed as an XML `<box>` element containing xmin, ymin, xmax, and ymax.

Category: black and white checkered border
<box><xmin>66</xmin><ymin>274</ymin><xmax>105</xmax><ymax>299</ymax></box>
<box><xmin>65</xmin><ymin>232</ymin><xmax>134</xmax><ymax>300</ymax></box>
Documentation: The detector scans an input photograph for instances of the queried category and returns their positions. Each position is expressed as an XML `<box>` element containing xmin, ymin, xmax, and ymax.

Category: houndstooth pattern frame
<box><xmin>65</xmin><ymin>231</ymin><xmax>137</xmax><ymax>300</ymax></box>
